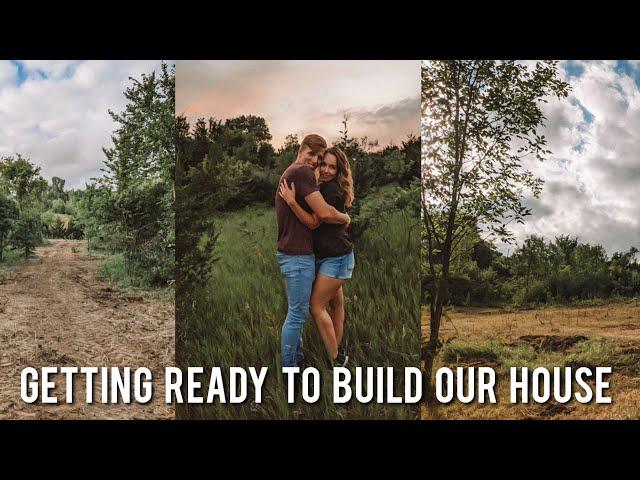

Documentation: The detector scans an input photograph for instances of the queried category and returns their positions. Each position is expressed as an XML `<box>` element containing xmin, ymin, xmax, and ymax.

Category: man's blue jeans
<box><xmin>276</xmin><ymin>252</ymin><xmax>315</xmax><ymax>368</ymax></box>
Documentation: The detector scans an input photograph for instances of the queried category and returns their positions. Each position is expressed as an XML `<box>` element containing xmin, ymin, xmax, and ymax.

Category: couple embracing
<box><xmin>275</xmin><ymin>134</ymin><xmax>355</xmax><ymax>369</ymax></box>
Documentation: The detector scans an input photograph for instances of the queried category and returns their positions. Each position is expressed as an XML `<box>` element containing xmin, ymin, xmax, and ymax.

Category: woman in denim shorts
<box><xmin>278</xmin><ymin>146</ymin><xmax>354</xmax><ymax>366</ymax></box>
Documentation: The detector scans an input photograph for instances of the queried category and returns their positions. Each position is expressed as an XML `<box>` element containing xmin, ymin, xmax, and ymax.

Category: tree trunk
<box><xmin>423</xmin><ymin>276</ymin><xmax>447</xmax><ymax>400</ymax></box>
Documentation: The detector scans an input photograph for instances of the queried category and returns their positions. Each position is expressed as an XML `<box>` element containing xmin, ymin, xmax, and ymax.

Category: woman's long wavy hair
<box><xmin>324</xmin><ymin>146</ymin><xmax>354</xmax><ymax>208</ymax></box>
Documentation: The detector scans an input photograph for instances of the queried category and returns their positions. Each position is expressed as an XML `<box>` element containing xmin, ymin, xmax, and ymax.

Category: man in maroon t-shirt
<box><xmin>275</xmin><ymin>134</ymin><xmax>350</xmax><ymax>368</ymax></box>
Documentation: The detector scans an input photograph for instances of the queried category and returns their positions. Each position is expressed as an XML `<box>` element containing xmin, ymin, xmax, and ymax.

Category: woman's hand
<box><xmin>278</xmin><ymin>180</ymin><xmax>296</xmax><ymax>206</ymax></box>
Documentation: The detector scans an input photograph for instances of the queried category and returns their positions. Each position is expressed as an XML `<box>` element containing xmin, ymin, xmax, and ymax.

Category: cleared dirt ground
<box><xmin>422</xmin><ymin>300</ymin><xmax>640</xmax><ymax>420</ymax></box>
<box><xmin>0</xmin><ymin>239</ymin><xmax>174</xmax><ymax>419</ymax></box>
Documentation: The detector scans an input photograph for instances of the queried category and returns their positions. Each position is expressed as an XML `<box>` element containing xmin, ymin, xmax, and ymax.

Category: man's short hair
<box><xmin>299</xmin><ymin>134</ymin><xmax>327</xmax><ymax>155</ymax></box>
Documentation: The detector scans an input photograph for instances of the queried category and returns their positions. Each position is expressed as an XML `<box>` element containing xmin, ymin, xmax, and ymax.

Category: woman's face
<box><xmin>319</xmin><ymin>153</ymin><xmax>338</xmax><ymax>182</ymax></box>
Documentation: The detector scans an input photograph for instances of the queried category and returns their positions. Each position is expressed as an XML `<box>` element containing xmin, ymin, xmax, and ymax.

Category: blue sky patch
<box><xmin>570</xmin><ymin>98</ymin><xmax>594</xmax><ymax>124</ymax></box>
<box><xmin>614</xmin><ymin>60</ymin><xmax>640</xmax><ymax>87</ymax></box>
<box><xmin>564</xmin><ymin>61</ymin><xmax>584</xmax><ymax>79</ymax></box>
<box><xmin>9</xmin><ymin>60</ymin><xmax>81</xmax><ymax>86</ymax></box>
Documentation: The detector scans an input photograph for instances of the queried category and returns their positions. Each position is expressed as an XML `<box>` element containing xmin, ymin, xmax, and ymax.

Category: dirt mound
<box><xmin>518</xmin><ymin>335</ymin><xmax>588</xmax><ymax>352</ymax></box>
<box><xmin>455</xmin><ymin>359</ymin><xmax>502</xmax><ymax>369</ymax></box>
<box><xmin>604</xmin><ymin>323</ymin><xmax>640</xmax><ymax>331</ymax></box>
<box><xmin>441</xmin><ymin>343</ymin><xmax>501</xmax><ymax>368</ymax></box>
<box><xmin>521</xmin><ymin>401</ymin><xmax>576</xmax><ymax>419</ymax></box>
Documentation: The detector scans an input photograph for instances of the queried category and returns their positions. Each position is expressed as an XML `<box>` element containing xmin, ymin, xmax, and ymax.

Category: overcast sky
<box><xmin>176</xmin><ymin>60</ymin><xmax>420</xmax><ymax>149</ymax></box>
<box><xmin>0</xmin><ymin>60</ymin><xmax>172</xmax><ymax>190</ymax></box>
<box><xmin>501</xmin><ymin>60</ymin><xmax>640</xmax><ymax>255</ymax></box>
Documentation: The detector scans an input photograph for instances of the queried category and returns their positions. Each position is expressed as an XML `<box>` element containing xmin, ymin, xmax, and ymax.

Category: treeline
<box><xmin>423</xmin><ymin>231</ymin><xmax>640</xmax><ymax>307</ymax></box>
<box><xmin>0</xmin><ymin>154</ymin><xmax>83</xmax><ymax>260</ymax></box>
<box><xmin>176</xmin><ymin>114</ymin><xmax>421</xmax><ymax>287</ymax></box>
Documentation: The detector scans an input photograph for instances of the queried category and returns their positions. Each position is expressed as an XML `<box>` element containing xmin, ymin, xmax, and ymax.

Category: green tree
<box><xmin>421</xmin><ymin>60</ymin><xmax>570</xmax><ymax>389</ymax></box>
<box><xmin>11</xmin><ymin>210</ymin><xmax>42</xmax><ymax>259</ymax></box>
<box><xmin>0</xmin><ymin>154</ymin><xmax>48</xmax><ymax>207</ymax></box>
<box><xmin>84</xmin><ymin>61</ymin><xmax>175</xmax><ymax>286</ymax></box>
<box><xmin>0</xmin><ymin>193</ymin><xmax>19</xmax><ymax>261</ymax></box>
<box><xmin>50</xmin><ymin>176</ymin><xmax>68</xmax><ymax>202</ymax></box>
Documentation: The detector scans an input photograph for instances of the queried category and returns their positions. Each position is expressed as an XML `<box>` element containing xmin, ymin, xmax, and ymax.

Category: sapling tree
<box><xmin>11</xmin><ymin>210</ymin><xmax>42</xmax><ymax>259</ymax></box>
<box><xmin>421</xmin><ymin>60</ymin><xmax>570</xmax><ymax>389</ymax></box>
<box><xmin>0</xmin><ymin>194</ymin><xmax>19</xmax><ymax>261</ymax></box>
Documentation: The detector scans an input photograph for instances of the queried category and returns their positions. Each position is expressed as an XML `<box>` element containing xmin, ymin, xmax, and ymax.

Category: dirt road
<box><xmin>0</xmin><ymin>239</ymin><xmax>174</xmax><ymax>419</ymax></box>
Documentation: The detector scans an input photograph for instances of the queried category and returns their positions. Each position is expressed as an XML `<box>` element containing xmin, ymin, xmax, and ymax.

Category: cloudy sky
<box><xmin>0</xmin><ymin>60</ymin><xmax>172</xmax><ymax>189</ymax></box>
<box><xmin>500</xmin><ymin>60</ymin><xmax>640</xmax><ymax>255</ymax></box>
<box><xmin>176</xmin><ymin>60</ymin><xmax>420</xmax><ymax>149</ymax></box>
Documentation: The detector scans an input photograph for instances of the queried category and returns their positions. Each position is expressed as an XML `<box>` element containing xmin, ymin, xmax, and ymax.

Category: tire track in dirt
<box><xmin>0</xmin><ymin>239</ymin><xmax>174</xmax><ymax>419</ymax></box>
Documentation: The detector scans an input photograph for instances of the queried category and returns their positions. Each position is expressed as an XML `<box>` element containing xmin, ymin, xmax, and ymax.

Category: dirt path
<box><xmin>0</xmin><ymin>239</ymin><xmax>174</xmax><ymax>419</ymax></box>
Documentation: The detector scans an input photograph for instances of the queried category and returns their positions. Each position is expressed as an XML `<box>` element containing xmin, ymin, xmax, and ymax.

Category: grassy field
<box><xmin>421</xmin><ymin>299</ymin><xmax>640</xmax><ymax>419</ymax></box>
<box><xmin>96</xmin><ymin>250</ymin><xmax>174</xmax><ymax>302</ymax></box>
<box><xmin>177</xmin><ymin>203</ymin><xmax>420</xmax><ymax>419</ymax></box>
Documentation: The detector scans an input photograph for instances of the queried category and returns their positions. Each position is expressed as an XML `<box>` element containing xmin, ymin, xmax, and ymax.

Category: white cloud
<box><xmin>506</xmin><ymin>60</ymin><xmax>640</xmax><ymax>255</ymax></box>
<box><xmin>0</xmin><ymin>62</ymin><xmax>17</xmax><ymax>86</ymax></box>
<box><xmin>0</xmin><ymin>60</ymin><xmax>173</xmax><ymax>189</ymax></box>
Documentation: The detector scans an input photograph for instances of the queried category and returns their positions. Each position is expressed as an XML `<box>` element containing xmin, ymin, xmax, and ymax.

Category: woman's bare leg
<box><xmin>310</xmin><ymin>274</ymin><xmax>345</xmax><ymax>360</ymax></box>
<box><xmin>329</xmin><ymin>286</ymin><xmax>345</xmax><ymax>347</ymax></box>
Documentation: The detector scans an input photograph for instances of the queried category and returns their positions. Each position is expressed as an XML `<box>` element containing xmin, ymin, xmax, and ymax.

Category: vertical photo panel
<box><xmin>421</xmin><ymin>60</ymin><xmax>640</xmax><ymax>419</ymax></box>
<box><xmin>175</xmin><ymin>60</ymin><xmax>422</xmax><ymax>419</ymax></box>
<box><xmin>0</xmin><ymin>61</ymin><xmax>175</xmax><ymax>419</ymax></box>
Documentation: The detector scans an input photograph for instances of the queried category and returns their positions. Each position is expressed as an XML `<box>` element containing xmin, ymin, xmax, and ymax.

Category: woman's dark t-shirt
<box><xmin>275</xmin><ymin>163</ymin><xmax>319</xmax><ymax>255</ymax></box>
<box><xmin>313</xmin><ymin>179</ymin><xmax>353</xmax><ymax>259</ymax></box>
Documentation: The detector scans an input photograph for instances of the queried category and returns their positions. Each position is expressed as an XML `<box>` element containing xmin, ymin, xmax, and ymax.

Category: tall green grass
<box><xmin>177</xmin><ymin>204</ymin><xmax>420</xmax><ymax>419</ymax></box>
<box><xmin>96</xmin><ymin>251</ymin><xmax>174</xmax><ymax>302</ymax></box>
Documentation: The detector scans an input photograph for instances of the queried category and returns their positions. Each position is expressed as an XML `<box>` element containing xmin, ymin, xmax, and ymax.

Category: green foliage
<box><xmin>0</xmin><ymin>154</ymin><xmax>48</xmax><ymax>207</ymax></box>
<box><xmin>11</xmin><ymin>210</ymin><xmax>42</xmax><ymax>259</ymax></box>
<box><xmin>49</xmin><ymin>176</ymin><xmax>68</xmax><ymax>202</ymax></box>
<box><xmin>51</xmin><ymin>198</ymin><xmax>67</xmax><ymax>214</ymax></box>
<box><xmin>426</xmin><ymin>229</ymin><xmax>640</xmax><ymax>308</ymax></box>
<box><xmin>40</xmin><ymin>211</ymin><xmax>67</xmax><ymax>238</ymax></box>
<box><xmin>0</xmin><ymin>156</ymin><xmax>49</xmax><ymax>260</ymax></box>
<box><xmin>441</xmin><ymin>335</ymin><xmax>630</xmax><ymax>376</ymax></box>
<box><xmin>0</xmin><ymin>193</ymin><xmax>19</xmax><ymax>261</ymax></box>
<box><xmin>0</xmin><ymin>153</ymin><xmax>84</xmax><ymax>245</ymax></box>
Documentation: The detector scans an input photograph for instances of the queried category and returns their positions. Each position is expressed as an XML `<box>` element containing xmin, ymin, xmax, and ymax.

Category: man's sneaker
<box><xmin>333</xmin><ymin>347</ymin><xmax>349</xmax><ymax>367</ymax></box>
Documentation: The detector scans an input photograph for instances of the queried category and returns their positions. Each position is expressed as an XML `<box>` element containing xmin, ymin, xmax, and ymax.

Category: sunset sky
<box><xmin>176</xmin><ymin>60</ymin><xmax>420</xmax><ymax>149</ymax></box>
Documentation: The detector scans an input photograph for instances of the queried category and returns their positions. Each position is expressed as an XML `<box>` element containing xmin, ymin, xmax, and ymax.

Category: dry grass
<box><xmin>421</xmin><ymin>299</ymin><xmax>640</xmax><ymax>420</ymax></box>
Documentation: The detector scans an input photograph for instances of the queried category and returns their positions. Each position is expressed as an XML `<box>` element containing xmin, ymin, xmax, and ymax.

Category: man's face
<box><xmin>299</xmin><ymin>145</ymin><xmax>324</xmax><ymax>169</ymax></box>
